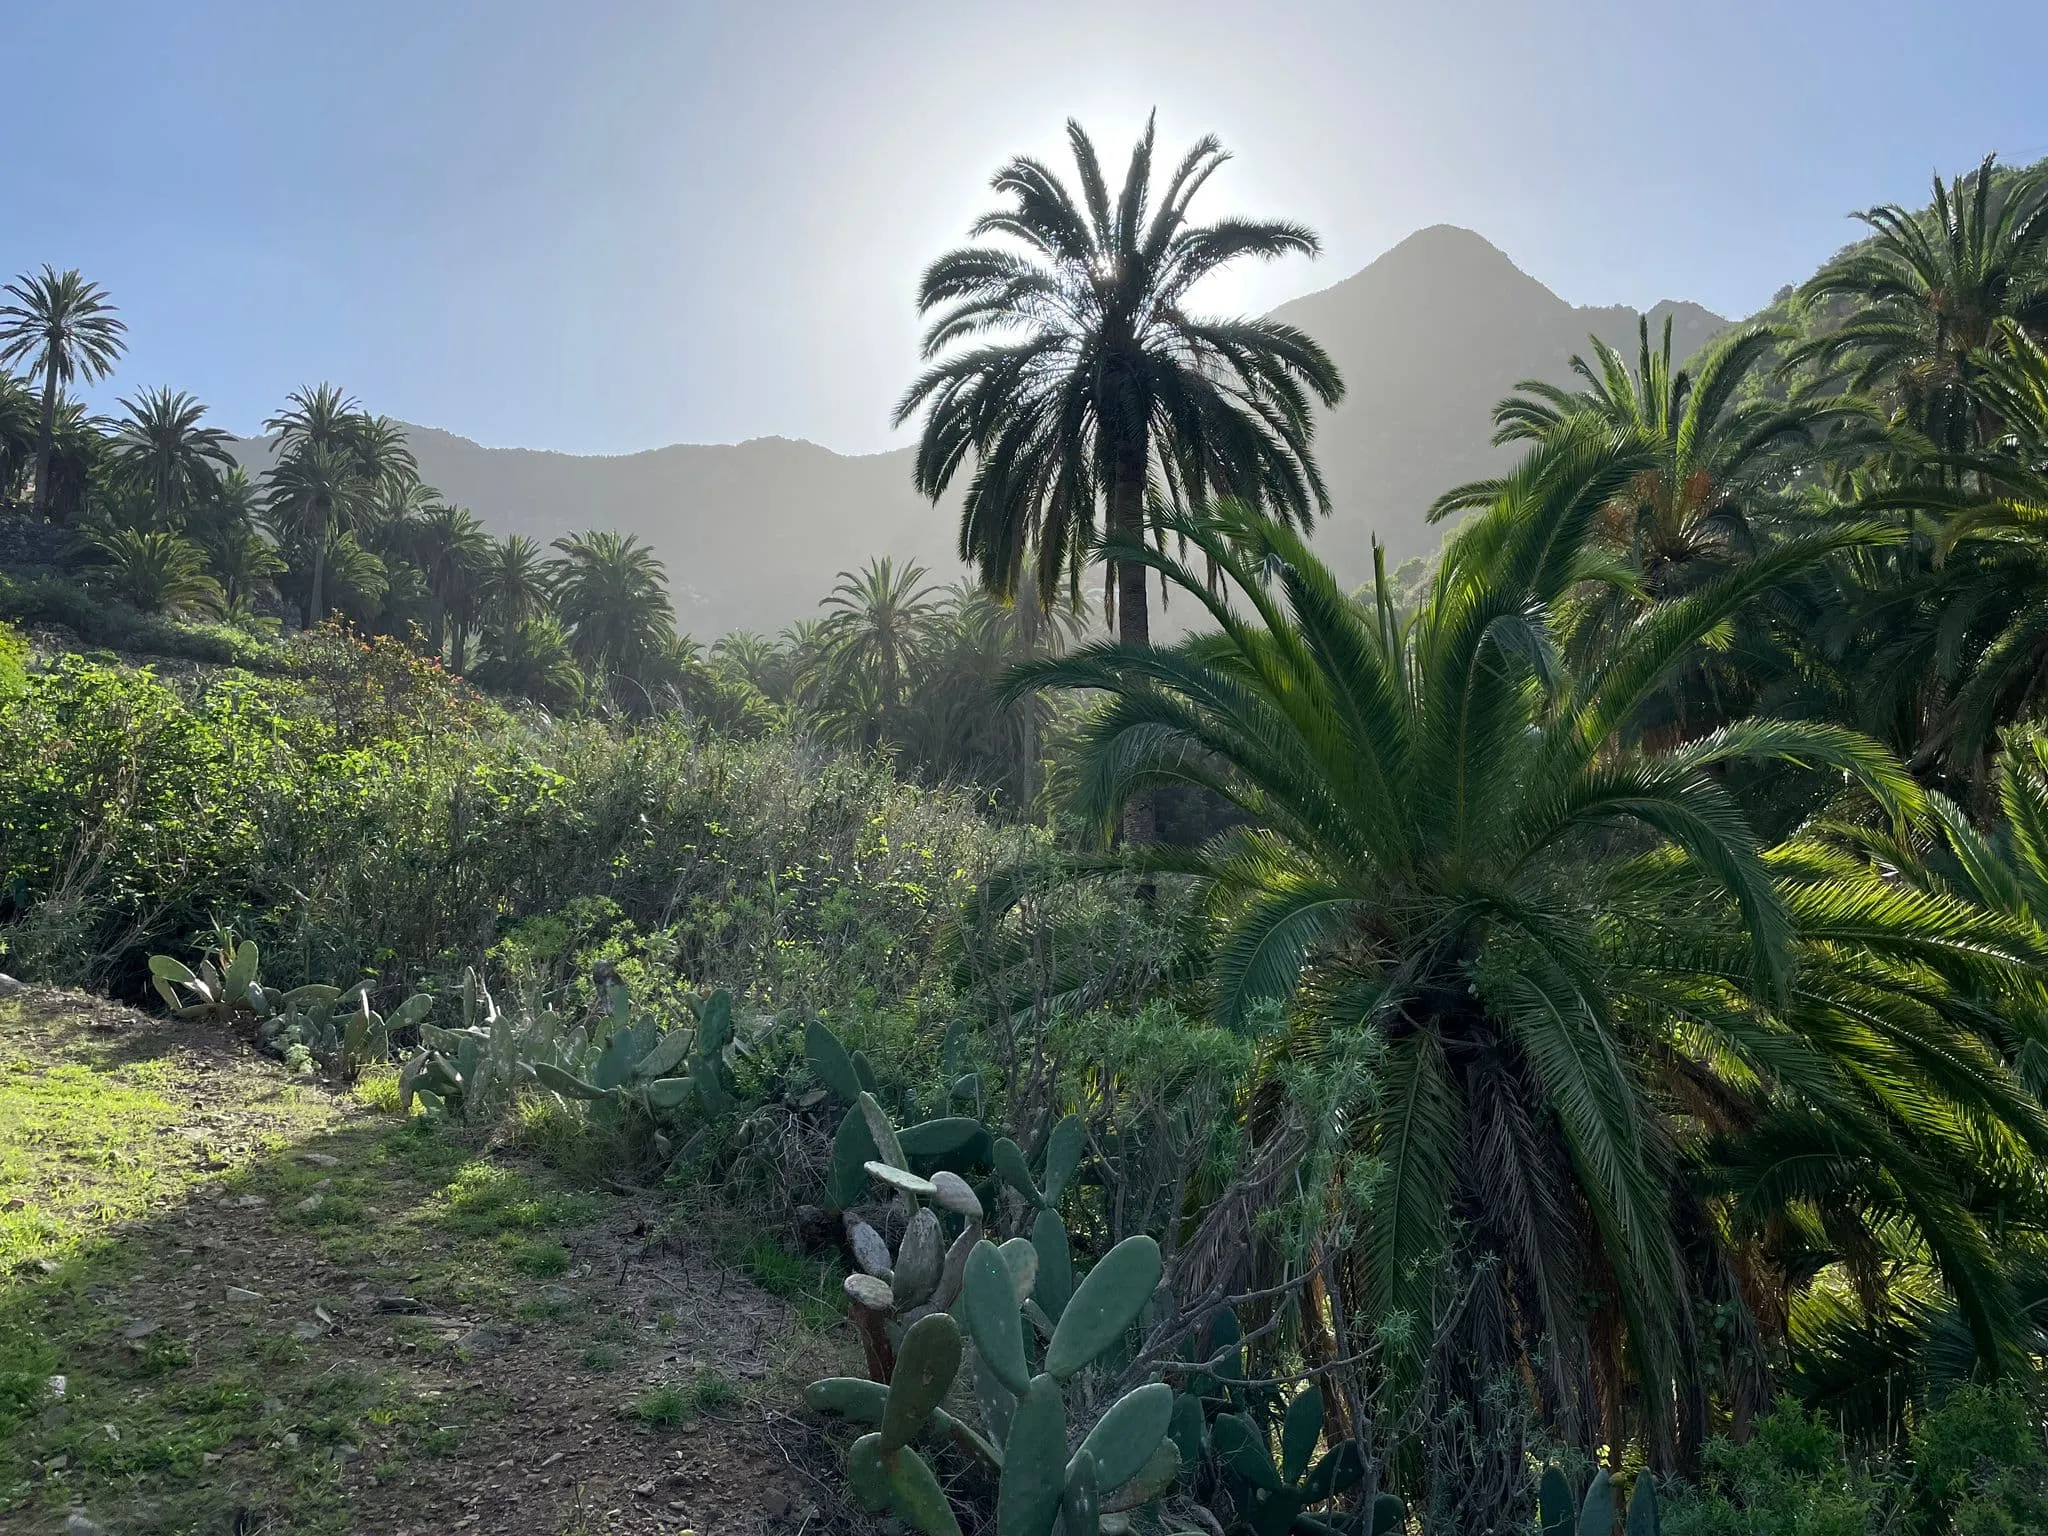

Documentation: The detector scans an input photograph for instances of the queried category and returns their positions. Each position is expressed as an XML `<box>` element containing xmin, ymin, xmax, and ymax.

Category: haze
<box><xmin>9</xmin><ymin>0</ymin><xmax>2046</xmax><ymax>456</ymax></box>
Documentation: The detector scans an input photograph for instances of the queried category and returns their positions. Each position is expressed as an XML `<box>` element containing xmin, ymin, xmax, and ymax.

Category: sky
<box><xmin>7</xmin><ymin>1</ymin><xmax>2048</xmax><ymax>456</ymax></box>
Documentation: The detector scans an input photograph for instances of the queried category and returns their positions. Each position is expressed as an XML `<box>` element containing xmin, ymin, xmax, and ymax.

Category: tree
<box><xmin>0</xmin><ymin>266</ymin><xmax>126</xmax><ymax>520</ymax></box>
<box><xmin>262</xmin><ymin>440</ymin><xmax>367</xmax><ymax>627</ymax></box>
<box><xmin>1794</xmin><ymin>155</ymin><xmax>2048</xmax><ymax>449</ymax></box>
<box><xmin>412</xmin><ymin>503</ymin><xmax>491</xmax><ymax>666</ymax></box>
<box><xmin>478</xmin><ymin>534</ymin><xmax>552</xmax><ymax>627</ymax></box>
<box><xmin>88</xmin><ymin>527</ymin><xmax>222</xmax><ymax>616</ymax></box>
<box><xmin>546</xmin><ymin>529</ymin><xmax>675</xmax><ymax>698</ymax></box>
<box><xmin>114</xmin><ymin>387</ymin><xmax>236</xmax><ymax>527</ymax></box>
<box><xmin>0</xmin><ymin>370</ymin><xmax>38</xmax><ymax>503</ymax></box>
<box><xmin>1010</xmin><ymin>433</ymin><xmax>2048</xmax><ymax>1502</ymax></box>
<box><xmin>809</xmin><ymin>556</ymin><xmax>940</xmax><ymax>748</ymax></box>
<box><xmin>896</xmin><ymin>114</ymin><xmax>1343</xmax><ymax>836</ymax></box>
<box><xmin>260</xmin><ymin>386</ymin><xmax>417</xmax><ymax>626</ymax></box>
<box><xmin>473</xmin><ymin>612</ymin><xmax>584</xmax><ymax>712</ymax></box>
<box><xmin>1438</xmin><ymin>315</ymin><xmax>1872</xmax><ymax>743</ymax></box>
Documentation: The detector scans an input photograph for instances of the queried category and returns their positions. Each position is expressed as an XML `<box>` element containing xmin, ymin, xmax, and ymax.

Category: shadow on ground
<box><xmin>0</xmin><ymin>990</ymin><xmax>869</xmax><ymax>1536</ymax></box>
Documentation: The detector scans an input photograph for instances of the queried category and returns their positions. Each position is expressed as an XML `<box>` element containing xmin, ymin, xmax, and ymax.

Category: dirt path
<box><xmin>0</xmin><ymin>989</ymin><xmax>868</xmax><ymax>1535</ymax></box>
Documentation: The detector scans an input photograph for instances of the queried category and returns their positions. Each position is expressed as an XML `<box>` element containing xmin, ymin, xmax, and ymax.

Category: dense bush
<box><xmin>0</xmin><ymin>633</ymin><xmax>1012</xmax><ymax>1008</ymax></box>
<box><xmin>0</xmin><ymin>568</ymin><xmax>287</xmax><ymax>671</ymax></box>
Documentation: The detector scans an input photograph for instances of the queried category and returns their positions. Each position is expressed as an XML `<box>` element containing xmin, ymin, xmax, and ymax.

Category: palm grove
<box><xmin>7</xmin><ymin>120</ymin><xmax>2048</xmax><ymax>1531</ymax></box>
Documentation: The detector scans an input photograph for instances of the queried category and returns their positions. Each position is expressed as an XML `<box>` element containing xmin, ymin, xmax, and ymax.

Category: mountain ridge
<box><xmin>231</xmin><ymin>225</ymin><xmax>1729</xmax><ymax>636</ymax></box>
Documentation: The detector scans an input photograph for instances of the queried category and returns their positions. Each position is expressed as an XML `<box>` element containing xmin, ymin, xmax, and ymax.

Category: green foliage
<box><xmin>0</xmin><ymin>638</ymin><xmax>1003</xmax><ymax>1007</ymax></box>
<box><xmin>814</xmin><ymin>1232</ymin><xmax>1173</xmax><ymax>1535</ymax></box>
<box><xmin>1662</xmin><ymin>1399</ymin><xmax>1876</xmax><ymax>1536</ymax></box>
<box><xmin>1212</xmin><ymin>1389</ymin><xmax>1369</xmax><ymax>1536</ymax></box>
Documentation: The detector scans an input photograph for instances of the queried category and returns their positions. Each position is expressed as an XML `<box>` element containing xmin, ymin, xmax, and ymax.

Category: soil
<box><xmin>0</xmin><ymin>988</ymin><xmax>874</xmax><ymax>1536</ymax></box>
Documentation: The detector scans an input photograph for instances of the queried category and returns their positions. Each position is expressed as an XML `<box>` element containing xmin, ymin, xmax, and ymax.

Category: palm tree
<box><xmin>478</xmin><ymin>534</ymin><xmax>552</xmax><ymax>627</ymax></box>
<box><xmin>262</xmin><ymin>440</ymin><xmax>368</xmax><ymax>626</ymax></box>
<box><xmin>473</xmin><ymin>612</ymin><xmax>584</xmax><ymax>712</ymax></box>
<box><xmin>0</xmin><ymin>266</ymin><xmax>126</xmax><ymax>520</ymax></box>
<box><xmin>114</xmin><ymin>387</ymin><xmax>236</xmax><ymax>527</ymax></box>
<box><xmin>810</xmin><ymin>556</ymin><xmax>940</xmax><ymax>747</ymax></box>
<box><xmin>1445</xmin><ymin>317</ymin><xmax>1859</xmax><ymax>588</ymax></box>
<box><xmin>413</xmin><ymin>503</ymin><xmax>491</xmax><ymax>666</ymax></box>
<box><xmin>546</xmin><ymin>529</ymin><xmax>675</xmax><ymax>695</ymax></box>
<box><xmin>1794</xmin><ymin>155</ymin><xmax>2048</xmax><ymax>449</ymax></box>
<box><xmin>88</xmin><ymin>527</ymin><xmax>223</xmax><ymax>616</ymax></box>
<box><xmin>1438</xmin><ymin>316</ymin><xmax>1873</xmax><ymax>744</ymax></box>
<box><xmin>260</xmin><ymin>387</ymin><xmax>416</xmax><ymax>627</ymax></box>
<box><xmin>896</xmin><ymin>115</ymin><xmax>1343</xmax><ymax>833</ymax></box>
<box><xmin>0</xmin><ymin>370</ymin><xmax>38</xmax><ymax>503</ymax></box>
<box><xmin>1009</xmin><ymin>432</ymin><xmax>2047</xmax><ymax>1501</ymax></box>
<box><xmin>202</xmin><ymin>520</ymin><xmax>286</xmax><ymax>612</ymax></box>
<box><xmin>1853</xmin><ymin>320</ymin><xmax>2048</xmax><ymax>771</ymax></box>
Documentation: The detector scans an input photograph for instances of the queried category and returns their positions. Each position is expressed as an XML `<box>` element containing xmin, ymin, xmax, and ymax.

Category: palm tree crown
<box><xmin>547</xmin><ymin>530</ymin><xmax>675</xmax><ymax>696</ymax></box>
<box><xmin>1794</xmin><ymin>155</ymin><xmax>2048</xmax><ymax>448</ymax></box>
<box><xmin>896</xmin><ymin>113</ymin><xmax>1344</xmax><ymax>653</ymax></box>
<box><xmin>115</xmin><ymin>387</ymin><xmax>236</xmax><ymax>526</ymax></box>
<box><xmin>0</xmin><ymin>266</ymin><xmax>126</xmax><ymax>518</ymax></box>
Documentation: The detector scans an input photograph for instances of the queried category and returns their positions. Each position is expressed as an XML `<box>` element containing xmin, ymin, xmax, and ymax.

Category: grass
<box><xmin>0</xmin><ymin>998</ymin><xmax>623</xmax><ymax>1531</ymax></box>
<box><xmin>727</xmin><ymin>1234</ymin><xmax>849</xmax><ymax>1330</ymax></box>
<box><xmin>0</xmin><ymin>1003</ymin><xmax>330</xmax><ymax>1271</ymax></box>
<box><xmin>627</xmin><ymin>1372</ymin><xmax>741</xmax><ymax>1429</ymax></box>
<box><xmin>0</xmin><ymin>990</ymin><xmax>852</xmax><ymax>1532</ymax></box>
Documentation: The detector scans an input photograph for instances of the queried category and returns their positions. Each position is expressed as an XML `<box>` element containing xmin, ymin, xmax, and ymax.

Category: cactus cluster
<box><xmin>149</xmin><ymin>930</ymin><xmax>426</xmax><ymax>1079</ymax></box>
<box><xmin>1540</xmin><ymin>1465</ymin><xmax>1658</xmax><ymax>1536</ymax></box>
<box><xmin>1210</xmin><ymin>1390</ymin><xmax>1397</xmax><ymax>1536</ymax></box>
<box><xmin>807</xmin><ymin>1021</ymin><xmax>1180</xmax><ymax>1536</ymax></box>
<box><xmin>809</xmin><ymin>1020</ymin><xmax>992</xmax><ymax>1211</ymax></box>
<box><xmin>400</xmin><ymin>975</ymin><xmax>752</xmax><ymax>1136</ymax></box>
<box><xmin>278</xmin><ymin>983</ymin><xmax>431</xmax><ymax>1080</ymax></box>
<box><xmin>527</xmin><ymin>987</ymin><xmax>741</xmax><ymax>1123</ymax></box>
<box><xmin>150</xmin><ymin>930</ymin><xmax>277</xmax><ymax>1023</ymax></box>
<box><xmin>809</xmin><ymin>1230</ymin><xmax>1175</xmax><ymax>1536</ymax></box>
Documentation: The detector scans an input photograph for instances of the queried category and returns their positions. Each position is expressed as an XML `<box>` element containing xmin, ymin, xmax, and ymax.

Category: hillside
<box><xmin>232</xmin><ymin>226</ymin><xmax>1729</xmax><ymax>635</ymax></box>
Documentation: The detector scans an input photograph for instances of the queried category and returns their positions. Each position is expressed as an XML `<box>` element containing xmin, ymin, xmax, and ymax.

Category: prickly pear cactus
<box><xmin>812</xmin><ymin>1224</ymin><xmax>1177</xmax><ymax>1535</ymax></box>
<box><xmin>1541</xmin><ymin>1465</ymin><xmax>1656</xmax><ymax>1536</ymax></box>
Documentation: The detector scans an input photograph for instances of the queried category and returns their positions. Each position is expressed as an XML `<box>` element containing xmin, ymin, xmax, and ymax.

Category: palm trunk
<box><xmin>31</xmin><ymin>361</ymin><xmax>58</xmax><ymax>520</ymax></box>
<box><xmin>308</xmin><ymin>535</ymin><xmax>326</xmax><ymax>628</ymax></box>
<box><xmin>1111</xmin><ymin>425</ymin><xmax>1156</xmax><ymax>846</ymax></box>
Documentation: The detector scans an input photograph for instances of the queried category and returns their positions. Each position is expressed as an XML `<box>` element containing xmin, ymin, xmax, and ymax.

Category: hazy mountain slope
<box><xmin>1268</xmin><ymin>224</ymin><xmax>1727</xmax><ymax>579</ymax></box>
<box><xmin>234</xmin><ymin>226</ymin><xmax>1728</xmax><ymax>635</ymax></box>
<box><xmin>229</xmin><ymin>430</ymin><xmax>955</xmax><ymax>639</ymax></box>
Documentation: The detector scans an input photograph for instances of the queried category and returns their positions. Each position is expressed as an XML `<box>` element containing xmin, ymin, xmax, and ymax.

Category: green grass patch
<box><xmin>437</xmin><ymin>1161</ymin><xmax>602</xmax><ymax>1236</ymax></box>
<box><xmin>629</xmin><ymin>1385</ymin><xmax>688</xmax><ymax>1427</ymax></box>
<box><xmin>502</xmin><ymin>1237</ymin><xmax>572</xmax><ymax>1276</ymax></box>
<box><xmin>725</xmin><ymin>1234</ymin><xmax>847</xmax><ymax>1329</ymax></box>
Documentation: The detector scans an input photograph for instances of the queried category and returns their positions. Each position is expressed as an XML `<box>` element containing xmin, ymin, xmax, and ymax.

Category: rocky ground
<box><xmin>0</xmin><ymin>988</ymin><xmax>872</xmax><ymax>1535</ymax></box>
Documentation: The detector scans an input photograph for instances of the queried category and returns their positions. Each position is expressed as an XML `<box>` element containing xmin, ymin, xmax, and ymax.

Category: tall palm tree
<box><xmin>1794</xmin><ymin>155</ymin><xmax>2048</xmax><ymax>450</ymax></box>
<box><xmin>114</xmin><ymin>387</ymin><xmax>236</xmax><ymax>527</ymax></box>
<box><xmin>413</xmin><ymin>503</ymin><xmax>491</xmax><ymax>666</ymax></box>
<box><xmin>897</xmin><ymin>115</ymin><xmax>1343</xmax><ymax>833</ymax></box>
<box><xmin>812</xmin><ymin>556</ymin><xmax>940</xmax><ymax>745</ymax></box>
<box><xmin>1009</xmin><ymin>432</ymin><xmax>2047</xmax><ymax>1504</ymax></box>
<box><xmin>0</xmin><ymin>267</ymin><xmax>126</xmax><ymax>520</ymax></box>
<box><xmin>260</xmin><ymin>386</ymin><xmax>417</xmax><ymax>627</ymax></box>
<box><xmin>546</xmin><ymin>529</ymin><xmax>675</xmax><ymax>694</ymax></box>
<box><xmin>478</xmin><ymin>534</ymin><xmax>552</xmax><ymax>627</ymax></box>
<box><xmin>262</xmin><ymin>440</ymin><xmax>367</xmax><ymax>626</ymax></box>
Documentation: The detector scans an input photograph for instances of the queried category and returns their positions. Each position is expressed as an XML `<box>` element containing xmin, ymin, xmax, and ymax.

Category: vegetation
<box><xmin>8</xmin><ymin>137</ymin><xmax>2048</xmax><ymax>1536</ymax></box>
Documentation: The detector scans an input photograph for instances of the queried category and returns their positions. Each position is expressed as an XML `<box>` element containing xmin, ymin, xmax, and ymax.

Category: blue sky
<box><xmin>7</xmin><ymin>1</ymin><xmax>2046</xmax><ymax>454</ymax></box>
